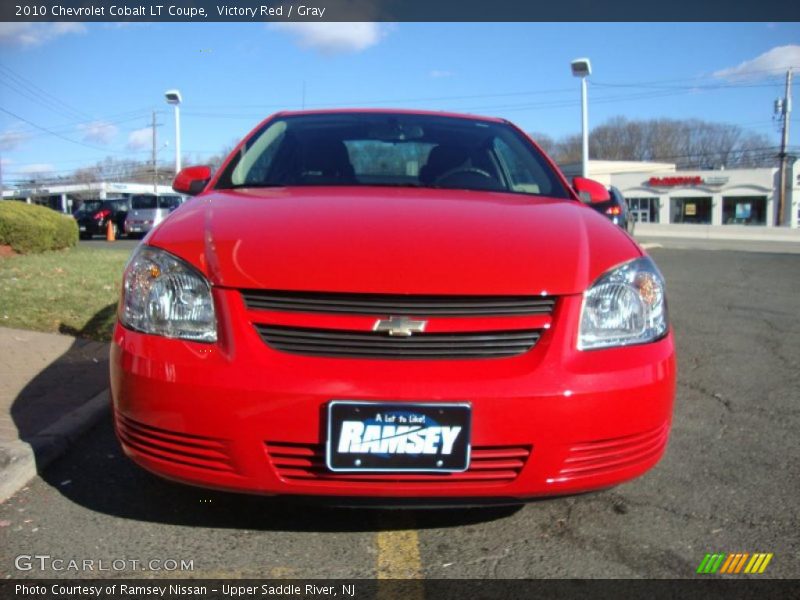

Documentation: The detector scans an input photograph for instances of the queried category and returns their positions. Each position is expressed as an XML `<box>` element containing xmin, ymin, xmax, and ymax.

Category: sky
<box><xmin>0</xmin><ymin>21</ymin><xmax>798</xmax><ymax>184</ymax></box>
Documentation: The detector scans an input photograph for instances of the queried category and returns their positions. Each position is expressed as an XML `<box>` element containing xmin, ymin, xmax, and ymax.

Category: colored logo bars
<box><xmin>696</xmin><ymin>553</ymin><xmax>773</xmax><ymax>574</ymax></box>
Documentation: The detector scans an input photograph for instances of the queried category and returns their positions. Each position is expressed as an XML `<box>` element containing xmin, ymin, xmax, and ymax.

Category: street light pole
<box><xmin>164</xmin><ymin>89</ymin><xmax>183</xmax><ymax>174</ymax></box>
<box><xmin>776</xmin><ymin>68</ymin><xmax>792</xmax><ymax>227</ymax></box>
<box><xmin>571</xmin><ymin>58</ymin><xmax>592</xmax><ymax>179</ymax></box>
<box><xmin>174</xmin><ymin>102</ymin><xmax>181</xmax><ymax>173</ymax></box>
<box><xmin>581</xmin><ymin>75</ymin><xmax>589</xmax><ymax>179</ymax></box>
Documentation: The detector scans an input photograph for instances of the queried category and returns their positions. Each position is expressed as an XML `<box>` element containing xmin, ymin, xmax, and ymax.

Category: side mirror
<box><xmin>573</xmin><ymin>177</ymin><xmax>610</xmax><ymax>204</ymax></box>
<box><xmin>173</xmin><ymin>166</ymin><xmax>212</xmax><ymax>196</ymax></box>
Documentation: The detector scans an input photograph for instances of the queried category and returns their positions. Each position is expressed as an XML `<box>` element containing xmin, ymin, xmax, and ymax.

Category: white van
<box><xmin>124</xmin><ymin>194</ymin><xmax>183</xmax><ymax>237</ymax></box>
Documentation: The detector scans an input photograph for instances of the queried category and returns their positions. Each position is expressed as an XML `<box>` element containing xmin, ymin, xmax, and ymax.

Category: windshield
<box><xmin>76</xmin><ymin>200</ymin><xmax>102</xmax><ymax>214</ymax></box>
<box><xmin>132</xmin><ymin>195</ymin><xmax>180</xmax><ymax>210</ymax></box>
<box><xmin>215</xmin><ymin>113</ymin><xmax>570</xmax><ymax>198</ymax></box>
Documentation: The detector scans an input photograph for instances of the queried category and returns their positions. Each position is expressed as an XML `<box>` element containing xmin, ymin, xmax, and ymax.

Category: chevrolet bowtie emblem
<box><xmin>373</xmin><ymin>316</ymin><xmax>428</xmax><ymax>337</ymax></box>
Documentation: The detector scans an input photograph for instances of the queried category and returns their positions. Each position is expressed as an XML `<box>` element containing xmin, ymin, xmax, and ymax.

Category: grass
<box><xmin>0</xmin><ymin>246</ymin><xmax>131</xmax><ymax>342</ymax></box>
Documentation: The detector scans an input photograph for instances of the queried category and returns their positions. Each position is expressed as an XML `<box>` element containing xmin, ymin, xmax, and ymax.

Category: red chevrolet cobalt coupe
<box><xmin>111</xmin><ymin>110</ymin><xmax>675</xmax><ymax>504</ymax></box>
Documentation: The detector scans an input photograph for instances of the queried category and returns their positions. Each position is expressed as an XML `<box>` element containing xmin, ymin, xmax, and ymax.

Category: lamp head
<box><xmin>570</xmin><ymin>58</ymin><xmax>592</xmax><ymax>78</ymax></box>
<box><xmin>164</xmin><ymin>89</ymin><xmax>182</xmax><ymax>105</ymax></box>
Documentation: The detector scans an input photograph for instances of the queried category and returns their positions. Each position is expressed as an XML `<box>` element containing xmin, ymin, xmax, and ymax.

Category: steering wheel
<box><xmin>434</xmin><ymin>167</ymin><xmax>493</xmax><ymax>184</ymax></box>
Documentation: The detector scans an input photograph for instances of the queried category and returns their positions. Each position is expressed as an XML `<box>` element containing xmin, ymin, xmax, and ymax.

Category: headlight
<box><xmin>578</xmin><ymin>256</ymin><xmax>668</xmax><ymax>350</ymax></box>
<box><xmin>120</xmin><ymin>245</ymin><xmax>216</xmax><ymax>342</ymax></box>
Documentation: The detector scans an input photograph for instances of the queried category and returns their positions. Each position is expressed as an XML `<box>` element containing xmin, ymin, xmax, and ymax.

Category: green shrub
<box><xmin>52</xmin><ymin>210</ymin><xmax>79</xmax><ymax>249</ymax></box>
<box><xmin>0</xmin><ymin>201</ymin><xmax>78</xmax><ymax>254</ymax></box>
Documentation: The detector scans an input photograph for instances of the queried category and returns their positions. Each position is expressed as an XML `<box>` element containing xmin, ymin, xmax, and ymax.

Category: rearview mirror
<box><xmin>573</xmin><ymin>177</ymin><xmax>610</xmax><ymax>203</ymax></box>
<box><xmin>173</xmin><ymin>166</ymin><xmax>212</xmax><ymax>196</ymax></box>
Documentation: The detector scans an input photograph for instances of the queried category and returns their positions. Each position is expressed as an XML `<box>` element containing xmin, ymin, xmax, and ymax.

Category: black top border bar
<box><xmin>2</xmin><ymin>0</ymin><xmax>800</xmax><ymax>22</ymax></box>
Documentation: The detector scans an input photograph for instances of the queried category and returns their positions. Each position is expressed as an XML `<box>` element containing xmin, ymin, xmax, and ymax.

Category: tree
<box><xmin>545</xmin><ymin>116</ymin><xmax>776</xmax><ymax>169</ymax></box>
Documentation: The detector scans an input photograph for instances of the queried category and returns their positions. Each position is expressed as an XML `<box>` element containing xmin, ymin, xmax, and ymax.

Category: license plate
<box><xmin>326</xmin><ymin>401</ymin><xmax>471</xmax><ymax>472</ymax></box>
<box><xmin>78</xmin><ymin>226</ymin><xmax>86</xmax><ymax>231</ymax></box>
<box><xmin>129</xmin><ymin>226</ymin><xmax>141</xmax><ymax>232</ymax></box>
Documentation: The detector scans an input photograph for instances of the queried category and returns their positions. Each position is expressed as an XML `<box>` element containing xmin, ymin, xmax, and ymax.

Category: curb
<box><xmin>0</xmin><ymin>389</ymin><xmax>110</xmax><ymax>503</ymax></box>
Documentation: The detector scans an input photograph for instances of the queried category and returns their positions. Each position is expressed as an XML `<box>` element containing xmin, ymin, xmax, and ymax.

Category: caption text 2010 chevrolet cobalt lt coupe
<box><xmin>111</xmin><ymin>110</ymin><xmax>675</xmax><ymax>504</ymax></box>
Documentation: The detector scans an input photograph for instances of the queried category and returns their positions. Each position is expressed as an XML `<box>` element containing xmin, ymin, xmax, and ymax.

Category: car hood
<box><xmin>148</xmin><ymin>187</ymin><xmax>640</xmax><ymax>296</ymax></box>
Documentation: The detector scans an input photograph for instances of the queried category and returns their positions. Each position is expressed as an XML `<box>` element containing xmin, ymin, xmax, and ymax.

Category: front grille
<box><xmin>256</xmin><ymin>324</ymin><xmax>542</xmax><ymax>359</ymax></box>
<box><xmin>116</xmin><ymin>413</ymin><xmax>235</xmax><ymax>474</ymax></box>
<box><xmin>242</xmin><ymin>290</ymin><xmax>555</xmax><ymax>316</ymax></box>
<box><xmin>266</xmin><ymin>442</ymin><xmax>531</xmax><ymax>485</ymax></box>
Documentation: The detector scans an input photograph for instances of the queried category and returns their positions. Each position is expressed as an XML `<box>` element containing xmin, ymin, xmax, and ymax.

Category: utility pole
<box><xmin>776</xmin><ymin>68</ymin><xmax>793</xmax><ymax>227</ymax></box>
<box><xmin>152</xmin><ymin>111</ymin><xmax>158</xmax><ymax>194</ymax></box>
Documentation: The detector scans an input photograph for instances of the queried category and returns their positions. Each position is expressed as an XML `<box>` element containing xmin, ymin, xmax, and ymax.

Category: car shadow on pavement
<box><xmin>8</xmin><ymin>304</ymin><xmax>116</xmax><ymax>479</ymax></box>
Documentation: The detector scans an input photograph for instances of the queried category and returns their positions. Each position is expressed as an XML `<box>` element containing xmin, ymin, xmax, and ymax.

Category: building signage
<box><xmin>648</xmin><ymin>176</ymin><xmax>703</xmax><ymax>187</ymax></box>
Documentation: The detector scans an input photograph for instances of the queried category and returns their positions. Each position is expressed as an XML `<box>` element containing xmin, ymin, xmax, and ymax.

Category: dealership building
<box><xmin>561</xmin><ymin>160</ymin><xmax>800</xmax><ymax>230</ymax></box>
<box><xmin>0</xmin><ymin>181</ymin><xmax>175</xmax><ymax>213</ymax></box>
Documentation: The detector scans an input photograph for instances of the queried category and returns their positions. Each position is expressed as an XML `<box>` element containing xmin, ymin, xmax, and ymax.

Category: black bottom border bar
<box><xmin>3</xmin><ymin>579</ymin><xmax>799</xmax><ymax>600</ymax></box>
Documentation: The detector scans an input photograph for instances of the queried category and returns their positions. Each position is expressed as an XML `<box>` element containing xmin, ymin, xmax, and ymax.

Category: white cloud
<box><xmin>270</xmin><ymin>22</ymin><xmax>386</xmax><ymax>55</ymax></box>
<box><xmin>78</xmin><ymin>121</ymin><xmax>118</xmax><ymax>145</ymax></box>
<box><xmin>0</xmin><ymin>129</ymin><xmax>28</xmax><ymax>152</ymax></box>
<box><xmin>0</xmin><ymin>22</ymin><xmax>86</xmax><ymax>47</ymax></box>
<box><xmin>16</xmin><ymin>163</ymin><xmax>55</xmax><ymax>175</ymax></box>
<box><xmin>127</xmin><ymin>127</ymin><xmax>153</xmax><ymax>151</ymax></box>
<box><xmin>429</xmin><ymin>70</ymin><xmax>454</xmax><ymax>79</ymax></box>
<box><xmin>713</xmin><ymin>45</ymin><xmax>800</xmax><ymax>81</ymax></box>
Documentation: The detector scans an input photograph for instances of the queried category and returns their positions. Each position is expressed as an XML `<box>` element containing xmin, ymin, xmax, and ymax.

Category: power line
<box><xmin>0</xmin><ymin>62</ymin><xmax>90</xmax><ymax>122</ymax></box>
<box><xmin>0</xmin><ymin>77</ymin><xmax>88</xmax><ymax>123</ymax></box>
<box><xmin>0</xmin><ymin>106</ymin><xmax>131</xmax><ymax>153</ymax></box>
<box><xmin>9</xmin><ymin>113</ymin><xmax>153</xmax><ymax>141</ymax></box>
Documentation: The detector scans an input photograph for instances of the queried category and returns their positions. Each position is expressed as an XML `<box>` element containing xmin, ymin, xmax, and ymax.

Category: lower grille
<box><xmin>116</xmin><ymin>413</ymin><xmax>235</xmax><ymax>473</ymax></box>
<box><xmin>557</xmin><ymin>425</ymin><xmax>668</xmax><ymax>481</ymax></box>
<box><xmin>265</xmin><ymin>442</ymin><xmax>531</xmax><ymax>485</ymax></box>
<box><xmin>255</xmin><ymin>324</ymin><xmax>542</xmax><ymax>359</ymax></box>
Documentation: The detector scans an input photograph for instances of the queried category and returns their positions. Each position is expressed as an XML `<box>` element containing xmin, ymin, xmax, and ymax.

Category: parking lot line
<box><xmin>376</xmin><ymin>515</ymin><xmax>423</xmax><ymax>580</ymax></box>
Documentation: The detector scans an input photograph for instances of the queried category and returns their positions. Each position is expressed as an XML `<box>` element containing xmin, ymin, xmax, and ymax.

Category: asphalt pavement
<box><xmin>1</xmin><ymin>247</ymin><xmax>798</xmax><ymax>579</ymax></box>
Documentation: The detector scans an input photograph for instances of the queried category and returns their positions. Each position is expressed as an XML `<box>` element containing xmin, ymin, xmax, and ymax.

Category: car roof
<box><xmin>272</xmin><ymin>108</ymin><xmax>507</xmax><ymax>125</ymax></box>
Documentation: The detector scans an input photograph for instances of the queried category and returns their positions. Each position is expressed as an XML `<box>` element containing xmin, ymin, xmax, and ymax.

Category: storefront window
<box><xmin>722</xmin><ymin>196</ymin><xmax>766</xmax><ymax>225</ymax></box>
<box><xmin>671</xmin><ymin>197</ymin><xmax>712</xmax><ymax>224</ymax></box>
<box><xmin>625</xmin><ymin>197</ymin><xmax>660</xmax><ymax>223</ymax></box>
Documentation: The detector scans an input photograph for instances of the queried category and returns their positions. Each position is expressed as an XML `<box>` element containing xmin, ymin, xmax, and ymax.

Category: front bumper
<box><xmin>110</xmin><ymin>290</ymin><xmax>676</xmax><ymax>500</ymax></box>
<box><xmin>124</xmin><ymin>220</ymin><xmax>154</xmax><ymax>234</ymax></box>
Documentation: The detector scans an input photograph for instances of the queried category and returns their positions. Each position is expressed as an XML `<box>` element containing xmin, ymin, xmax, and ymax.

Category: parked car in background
<box><xmin>73</xmin><ymin>198</ymin><xmax>130</xmax><ymax>240</ymax></box>
<box><xmin>112</xmin><ymin>109</ymin><xmax>674</xmax><ymax>505</ymax></box>
<box><xmin>586</xmin><ymin>186</ymin><xmax>633</xmax><ymax>234</ymax></box>
<box><xmin>124</xmin><ymin>194</ymin><xmax>183</xmax><ymax>237</ymax></box>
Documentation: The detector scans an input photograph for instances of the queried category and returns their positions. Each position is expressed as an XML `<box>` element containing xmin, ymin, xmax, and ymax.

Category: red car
<box><xmin>111</xmin><ymin>110</ymin><xmax>675</xmax><ymax>504</ymax></box>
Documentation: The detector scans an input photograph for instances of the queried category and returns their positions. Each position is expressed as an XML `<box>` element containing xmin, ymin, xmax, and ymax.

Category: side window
<box><xmin>231</xmin><ymin>121</ymin><xmax>288</xmax><ymax>186</ymax></box>
<box><xmin>492</xmin><ymin>137</ymin><xmax>545</xmax><ymax>195</ymax></box>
